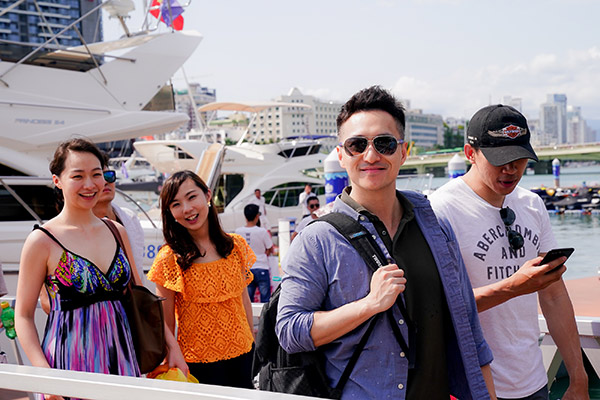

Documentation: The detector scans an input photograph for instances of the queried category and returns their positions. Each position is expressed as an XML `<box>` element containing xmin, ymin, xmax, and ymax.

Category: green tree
<box><xmin>443</xmin><ymin>123</ymin><xmax>465</xmax><ymax>149</ymax></box>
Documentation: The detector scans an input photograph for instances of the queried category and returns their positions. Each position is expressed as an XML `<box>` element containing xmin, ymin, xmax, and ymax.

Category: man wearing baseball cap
<box><xmin>430</xmin><ymin>105</ymin><xmax>588</xmax><ymax>399</ymax></box>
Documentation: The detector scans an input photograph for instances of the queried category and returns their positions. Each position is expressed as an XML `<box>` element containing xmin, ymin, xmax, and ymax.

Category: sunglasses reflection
<box><xmin>103</xmin><ymin>170</ymin><xmax>117</xmax><ymax>183</ymax></box>
<box><xmin>342</xmin><ymin>134</ymin><xmax>404</xmax><ymax>157</ymax></box>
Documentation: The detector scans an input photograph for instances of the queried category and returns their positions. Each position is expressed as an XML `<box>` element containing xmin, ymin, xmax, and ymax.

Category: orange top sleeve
<box><xmin>148</xmin><ymin>234</ymin><xmax>256</xmax><ymax>363</ymax></box>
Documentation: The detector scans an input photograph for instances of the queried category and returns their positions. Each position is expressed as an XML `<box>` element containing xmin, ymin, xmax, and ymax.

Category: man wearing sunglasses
<box><xmin>298</xmin><ymin>183</ymin><xmax>316</xmax><ymax>218</ymax></box>
<box><xmin>430</xmin><ymin>105</ymin><xmax>588</xmax><ymax>400</ymax></box>
<box><xmin>290</xmin><ymin>195</ymin><xmax>320</xmax><ymax>241</ymax></box>
<box><xmin>92</xmin><ymin>163</ymin><xmax>145</xmax><ymax>282</ymax></box>
<box><xmin>277</xmin><ymin>86</ymin><xmax>496</xmax><ymax>399</ymax></box>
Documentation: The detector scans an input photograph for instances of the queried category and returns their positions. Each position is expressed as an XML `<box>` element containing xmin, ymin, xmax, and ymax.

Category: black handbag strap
<box><xmin>101</xmin><ymin>218</ymin><xmax>134</xmax><ymax>289</ymax></box>
<box><xmin>317</xmin><ymin>212</ymin><xmax>416</xmax><ymax>369</ymax></box>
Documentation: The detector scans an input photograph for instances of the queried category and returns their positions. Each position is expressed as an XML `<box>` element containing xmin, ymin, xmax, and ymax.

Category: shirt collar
<box><xmin>339</xmin><ymin>186</ymin><xmax>415</xmax><ymax>221</ymax></box>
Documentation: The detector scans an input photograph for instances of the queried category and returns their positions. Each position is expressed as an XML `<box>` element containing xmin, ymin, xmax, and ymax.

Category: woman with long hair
<box><xmin>15</xmin><ymin>138</ymin><xmax>186</xmax><ymax>400</ymax></box>
<box><xmin>148</xmin><ymin>170</ymin><xmax>256</xmax><ymax>388</ymax></box>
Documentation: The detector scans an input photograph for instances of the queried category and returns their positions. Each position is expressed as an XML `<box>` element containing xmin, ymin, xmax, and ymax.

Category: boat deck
<box><xmin>563</xmin><ymin>276</ymin><xmax>600</xmax><ymax>317</ymax></box>
<box><xmin>545</xmin><ymin>277</ymin><xmax>600</xmax><ymax>399</ymax></box>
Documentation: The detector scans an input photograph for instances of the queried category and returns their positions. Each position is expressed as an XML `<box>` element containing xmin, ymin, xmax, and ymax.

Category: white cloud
<box><xmin>391</xmin><ymin>46</ymin><xmax>600</xmax><ymax>120</ymax></box>
<box><xmin>302</xmin><ymin>87</ymin><xmax>346</xmax><ymax>103</ymax></box>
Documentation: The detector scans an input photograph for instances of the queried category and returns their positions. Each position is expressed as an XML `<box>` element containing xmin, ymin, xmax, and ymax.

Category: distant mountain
<box><xmin>587</xmin><ymin>119</ymin><xmax>600</xmax><ymax>141</ymax></box>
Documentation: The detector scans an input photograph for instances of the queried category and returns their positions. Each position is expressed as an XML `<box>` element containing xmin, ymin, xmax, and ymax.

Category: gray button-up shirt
<box><xmin>276</xmin><ymin>190</ymin><xmax>493</xmax><ymax>399</ymax></box>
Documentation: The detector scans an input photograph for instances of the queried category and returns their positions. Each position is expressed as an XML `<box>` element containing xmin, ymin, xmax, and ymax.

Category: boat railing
<box><xmin>1</xmin><ymin>297</ymin><xmax>598</xmax><ymax>397</ymax></box>
<box><xmin>0</xmin><ymin>1</ymin><xmax>107</xmax><ymax>84</ymax></box>
<box><xmin>0</xmin><ymin>363</ymin><xmax>313</xmax><ymax>400</ymax></box>
<box><xmin>0</xmin><ymin>297</ymin><xmax>266</xmax><ymax>399</ymax></box>
<box><xmin>0</xmin><ymin>177</ymin><xmax>45</xmax><ymax>224</ymax></box>
<box><xmin>539</xmin><ymin>315</ymin><xmax>600</xmax><ymax>387</ymax></box>
<box><xmin>395</xmin><ymin>173</ymin><xmax>434</xmax><ymax>193</ymax></box>
<box><xmin>115</xmin><ymin>188</ymin><xmax>159</xmax><ymax>230</ymax></box>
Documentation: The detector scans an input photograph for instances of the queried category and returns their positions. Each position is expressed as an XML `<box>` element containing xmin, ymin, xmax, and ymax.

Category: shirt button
<box><xmin>398</xmin><ymin>319</ymin><xmax>404</xmax><ymax>325</ymax></box>
<box><xmin>359</xmin><ymin>215</ymin><xmax>366</xmax><ymax>221</ymax></box>
<box><xmin>382</xmin><ymin>230</ymin><xmax>387</xmax><ymax>235</ymax></box>
<box><xmin>398</xmin><ymin>383</ymin><xmax>404</xmax><ymax>390</ymax></box>
<box><xmin>400</xmin><ymin>352</ymin><xmax>405</xmax><ymax>358</ymax></box>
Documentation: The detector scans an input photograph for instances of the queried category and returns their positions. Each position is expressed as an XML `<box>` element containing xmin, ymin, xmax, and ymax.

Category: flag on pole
<box><xmin>149</xmin><ymin>0</ymin><xmax>185</xmax><ymax>31</ymax></box>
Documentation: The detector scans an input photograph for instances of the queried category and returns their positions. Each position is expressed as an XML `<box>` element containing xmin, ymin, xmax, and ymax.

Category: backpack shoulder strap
<box><xmin>317</xmin><ymin>212</ymin><xmax>387</xmax><ymax>271</ymax></box>
<box><xmin>315</xmin><ymin>212</ymin><xmax>416</xmax><ymax>369</ymax></box>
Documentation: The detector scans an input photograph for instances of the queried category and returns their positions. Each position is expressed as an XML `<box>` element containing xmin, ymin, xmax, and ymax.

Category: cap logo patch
<box><xmin>487</xmin><ymin>125</ymin><xmax>527</xmax><ymax>139</ymax></box>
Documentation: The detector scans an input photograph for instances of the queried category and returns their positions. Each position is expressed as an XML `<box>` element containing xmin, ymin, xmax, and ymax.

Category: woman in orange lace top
<box><xmin>148</xmin><ymin>170</ymin><xmax>255</xmax><ymax>388</ymax></box>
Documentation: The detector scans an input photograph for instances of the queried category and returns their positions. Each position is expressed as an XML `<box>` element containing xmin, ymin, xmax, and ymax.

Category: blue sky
<box><xmin>103</xmin><ymin>0</ymin><xmax>600</xmax><ymax>122</ymax></box>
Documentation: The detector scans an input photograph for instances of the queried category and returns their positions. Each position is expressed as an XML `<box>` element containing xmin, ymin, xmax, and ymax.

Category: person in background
<box><xmin>298</xmin><ymin>183</ymin><xmax>315</xmax><ymax>218</ymax></box>
<box><xmin>235</xmin><ymin>204</ymin><xmax>274</xmax><ymax>303</ymax></box>
<box><xmin>429</xmin><ymin>104</ymin><xmax>588</xmax><ymax>400</ymax></box>
<box><xmin>247</xmin><ymin>188</ymin><xmax>270</xmax><ymax>231</ymax></box>
<box><xmin>15</xmin><ymin>138</ymin><xmax>186</xmax><ymax>400</ymax></box>
<box><xmin>148</xmin><ymin>170</ymin><xmax>256</xmax><ymax>389</ymax></box>
<box><xmin>276</xmin><ymin>86</ymin><xmax>496</xmax><ymax>399</ymax></box>
<box><xmin>93</xmin><ymin>153</ymin><xmax>145</xmax><ymax>281</ymax></box>
<box><xmin>290</xmin><ymin>195</ymin><xmax>320</xmax><ymax>241</ymax></box>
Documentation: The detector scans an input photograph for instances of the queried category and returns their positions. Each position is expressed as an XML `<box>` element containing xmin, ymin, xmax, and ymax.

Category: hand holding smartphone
<box><xmin>540</xmin><ymin>247</ymin><xmax>574</xmax><ymax>274</ymax></box>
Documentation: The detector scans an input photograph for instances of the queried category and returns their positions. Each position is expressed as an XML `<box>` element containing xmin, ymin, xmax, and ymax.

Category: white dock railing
<box><xmin>1</xmin><ymin>298</ymin><xmax>598</xmax><ymax>398</ymax></box>
<box><xmin>0</xmin><ymin>363</ymin><xmax>313</xmax><ymax>400</ymax></box>
<box><xmin>539</xmin><ymin>315</ymin><xmax>600</xmax><ymax>386</ymax></box>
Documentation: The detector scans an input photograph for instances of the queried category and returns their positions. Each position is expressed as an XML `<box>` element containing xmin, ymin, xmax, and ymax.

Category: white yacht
<box><xmin>0</xmin><ymin>29</ymin><xmax>202</xmax><ymax>176</ymax></box>
<box><xmin>133</xmin><ymin>101</ymin><xmax>331</xmax><ymax>233</ymax></box>
<box><xmin>0</xmin><ymin>10</ymin><xmax>202</xmax><ymax>294</ymax></box>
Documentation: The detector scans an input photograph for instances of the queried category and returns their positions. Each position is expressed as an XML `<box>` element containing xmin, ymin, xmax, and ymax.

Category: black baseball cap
<box><xmin>244</xmin><ymin>204</ymin><xmax>260</xmax><ymax>221</ymax></box>
<box><xmin>467</xmin><ymin>104</ymin><xmax>538</xmax><ymax>166</ymax></box>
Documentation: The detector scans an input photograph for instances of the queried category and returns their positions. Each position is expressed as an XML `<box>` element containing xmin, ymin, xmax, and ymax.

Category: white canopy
<box><xmin>198</xmin><ymin>101</ymin><xmax>311</xmax><ymax>113</ymax></box>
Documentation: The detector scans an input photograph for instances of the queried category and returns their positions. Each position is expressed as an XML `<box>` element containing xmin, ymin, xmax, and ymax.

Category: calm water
<box><xmin>426</xmin><ymin>165</ymin><xmax>600</xmax><ymax>280</ymax></box>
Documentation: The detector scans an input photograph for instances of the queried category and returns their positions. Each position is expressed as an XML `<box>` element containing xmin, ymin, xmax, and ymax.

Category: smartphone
<box><xmin>540</xmin><ymin>247</ymin><xmax>574</xmax><ymax>274</ymax></box>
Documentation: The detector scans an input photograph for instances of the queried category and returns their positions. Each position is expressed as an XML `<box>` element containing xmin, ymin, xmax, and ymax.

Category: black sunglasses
<box><xmin>103</xmin><ymin>170</ymin><xmax>117</xmax><ymax>183</ymax></box>
<box><xmin>340</xmin><ymin>134</ymin><xmax>405</xmax><ymax>157</ymax></box>
<box><xmin>499</xmin><ymin>206</ymin><xmax>524</xmax><ymax>250</ymax></box>
<box><xmin>308</xmin><ymin>203</ymin><xmax>320</xmax><ymax>209</ymax></box>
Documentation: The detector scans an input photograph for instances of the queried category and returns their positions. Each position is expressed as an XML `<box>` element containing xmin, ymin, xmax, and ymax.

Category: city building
<box><xmin>0</xmin><ymin>0</ymin><xmax>103</xmax><ymax>56</ymax></box>
<box><xmin>567</xmin><ymin>105</ymin><xmax>597</xmax><ymax>144</ymax></box>
<box><xmin>247</xmin><ymin>87</ymin><xmax>342</xmax><ymax>143</ymax></box>
<box><xmin>406</xmin><ymin>109</ymin><xmax>444</xmax><ymax>149</ymax></box>
<box><xmin>567</xmin><ymin>105</ymin><xmax>586</xmax><ymax>144</ymax></box>
<box><xmin>502</xmin><ymin>96</ymin><xmax>523</xmax><ymax>112</ymax></box>
<box><xmin>528</xmin><ymin>118</ymin><xmax>543</xmax><ymax>147</ymax></box>
<box><xmin>173</xmin><ymin>83</ymin><xmax>217</xmax><ymax>135</ymax></box>
<box><xmin>539</xmin><ymin>94</ymin><xmax>568</xmax><ymax>145</ymax></box>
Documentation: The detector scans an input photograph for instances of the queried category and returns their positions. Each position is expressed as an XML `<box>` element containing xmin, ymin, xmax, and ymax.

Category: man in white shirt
<box><xmin>298</xmin><ymin>183</ymin><xmax>315</xmax><ymax>218</ymax></box>
<box><xmin>235</xmin><ymin>204</ymin><xmax>274</xmax><ymax>302</ymax></box>
<box><xmin>247</xmin><ymin>188</ymin><xmax>270</xmax><ymax>232</ymax></box>
<box><xmin>429</xmin><ymin>105</ymin><xmax>588</xmax><ymax>400</ymax></box>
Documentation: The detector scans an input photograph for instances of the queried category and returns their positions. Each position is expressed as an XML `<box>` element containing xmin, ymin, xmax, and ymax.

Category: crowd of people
<box><xmin>10</xmin><ymin>85</ymin><xmax>589</xmax><ymax>400</ymax></box>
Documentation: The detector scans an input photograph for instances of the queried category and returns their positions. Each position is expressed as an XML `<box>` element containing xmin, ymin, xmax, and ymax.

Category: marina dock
<box><xmin>563</xmin><ymin>276</ymin><xmax>600</xmax><ymax>318</ymax></box>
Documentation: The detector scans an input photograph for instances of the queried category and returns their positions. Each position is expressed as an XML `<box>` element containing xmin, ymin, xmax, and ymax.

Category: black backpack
<box><xmin>252</xmin><ymin>212</ymin><xmax>415</xmax><ymax>398</ymax></box>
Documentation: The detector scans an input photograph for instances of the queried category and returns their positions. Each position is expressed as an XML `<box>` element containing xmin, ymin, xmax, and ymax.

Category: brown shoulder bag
<box><xmin>102</xmin><ymin>218</ymin><xmax>167</xmax><ymax>374</ymax></box>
